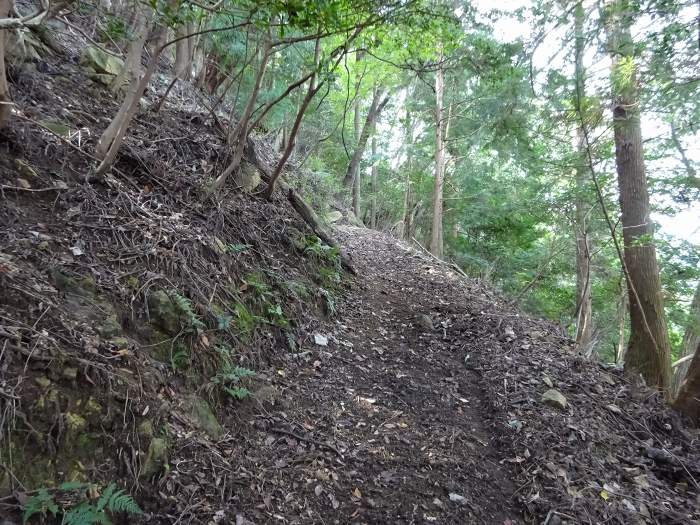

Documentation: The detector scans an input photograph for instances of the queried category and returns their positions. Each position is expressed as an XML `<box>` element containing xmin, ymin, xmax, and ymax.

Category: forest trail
<box><xmin>224</xmin><ymin>224</ymin><xmax>698</xmax><ymax>525</ymax></box>
<box><xmin>226</xmin><ymin>224</ymin><xmax>522</xmax><ymax>523</ymax></box>
<box><xmin>282</xmin><ymin>224</ymin><xmax>521</xmax><ymax>523</ymax></box>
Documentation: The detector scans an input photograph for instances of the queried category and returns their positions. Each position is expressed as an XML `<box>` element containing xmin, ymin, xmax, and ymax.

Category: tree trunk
<box><xmin>209</xmin><ymin>39</ymin><xmax>272</xmax><ymax>194</ymax></box>
<box><xmin>174</xmin><ymin>22</ymin><xmax>195</xmax><ymax>80</ymax></box>
<box><xmin>430</xmin><ymin>59</ymin><xmax>445</xmax><ymax>258</ymax></box>
<box><xmin>606</xmin><ymin>0</ymin><xmax>672</xmax><ymax>392</ymax></box>
<box><xmin>616</xmin><ymin>278</ymin><xmax>628</xmax><ymax>363</ymax></box>
<box><xmin>573</xmin><ymin>0</ymin><xmax>593</xmax><ymax>352</ymax></box>
<box><xmin>673</xmin><ymin>341</ymin><xmax>700</xmax><ymax>423</ymax></box>
<box><xmin>401</xmin><ymin>106</ymin><xmax>414</xmax><ymax>241</ymax></box>
<box><xmin>262</xmin><ymin>39</ymin><xmax>321</xmax><ymax>199</ymax></box>
<box><xmin>370</xmin><ymin>135</ymin><xmax>378</xmax><ymax>228</ymax></box>
<box><xmin>95</xmin><ymin>4</ymin><xmax>162</xmax><ymax>175</ymax></box>
<box><xmin>0</xmin><ymin>0</ymin><xmax>12</xmax><ymax>128</ymax></box>
<box><xmin>342</xmin><ymin>88</ymin><xmax>389</xmax><ymax>188</ymax></box>
<box><xmin>110</xmin><ymin>8</ymin><xmax>150</xmax><ymax>94</ymax></box>
<box><xmin>351</xmin><ymin>84</ymin><xmax>362</xmax><ymax>217</ymax></box>
<box><xmin>673</xmin><ymin>284</ymin><xmax>700</xmax><ymax>397</ymax></box>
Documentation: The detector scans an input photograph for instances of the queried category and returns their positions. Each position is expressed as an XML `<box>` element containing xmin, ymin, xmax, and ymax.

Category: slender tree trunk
<box><xmin>401</xmin><ymin>107</ymin><xmax>414</xmax><ymax>241</ymax></box>
<box><xmin>174</xmin><ymin>21</ymin><xmax>194</xmax><ymax>80</ymax></box>
<box><xmin>210</xmin><ymin>39</ymin><xmax>272</xmax><ymax>194</ymax></box>
<box><xmin>616</xmin><ymin>278</ymin><xmax>628</xmax><ymax>363</ymax></box>
<box><xmin>673</xmin><ymin>284</ymin><xmax>700</xmax><ymax>397</ymax></box>
<box><xmin>370</xmin><ymin>135</ymin><xmax>378</xmax><ymax>228</ymax></box>
<box><xmin>95</xmin><ymin>4</ymin><xmax>163</xmax><ymax>175</ymax></box>
<box><xmin>430</xmin><ymin>59</ymin><xmax>445</xmax><ymax>257</ymax></box>
<box><xmin>670</xmin><ymin>118</ymin><xmax>697</xmax><ymax>180</ymax></box>
<box><xmin>263</xmin><ymin>39</ymin><xmax>321</xmax><ymax>199</ymax></box>
<box><xmin>0</xmin><ymin>0</ymin><xmax>12</xmax><ymax>128</ymax></box>
<box><xmin>606</xmin><ymin>0</ymin><xmax>672</xmax><ymax>392</ymax></box>
<box><xmin>573</xmin><ymin>1</ymin><xmax>594</xmax><ymax>352</ymax></box>
<box><xmin>342</xmin><ymin>88</ymin><xmax>389</xmax><ymax>188</ymax></box>
<box><xmin>352</xmin><ymin>84</ymin><xmax>363</xmax><ymax>217</ymax></box>
<box><xmin>110</xmin><ymin>7</ymin><xmax>150</xmax><ymax>94</ymax></box>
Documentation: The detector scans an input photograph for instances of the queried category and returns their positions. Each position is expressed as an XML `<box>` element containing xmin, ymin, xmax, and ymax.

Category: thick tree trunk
<box><xmin>573</xmin><ymin>1</ymin><xmax>593</xmax><ymax>352</ymax></box>
<box><xmin>0</xmin><ymin>0</ymin><xmax>12</xmax><ymax>128</ymax></box>
<box><xmin>370</xmin><ymin>136</ymin><xmax>377</xmax><ymax>228</ymax></box>
<box><xmin>342</xmin><ymin>88</ymin><xmax>389</xmax><ymax>188</ymax></box>
<box><xmin>673</xmin><ymin>284</ymin><xmax>700</xmax><ymax>397</ymax></box>
<box><xmin>430</xmin><ymin>60</ymin><xmax>445</xmax><ymax>257</ymax></box>
<box><xmin>606</xmin><ymin>0</ymin><xmax>672</xmax><ymax>392</ymax></box>
<box><xmin>674</xmin><ymin>341</ymin><xmax>700</xmax><ymax>423</ymax></box>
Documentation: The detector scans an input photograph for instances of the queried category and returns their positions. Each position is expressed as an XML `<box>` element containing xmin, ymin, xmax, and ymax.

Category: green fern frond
<box><xmin>223</xmin><ymin>386</ymin><xmax>251</xmax><ymax>399</ymax></box>
<box><xmin>23</xmin><ymin>482</ymin><xmax>141</xmax><ymax>525</ymax></box>
<box><xmin>170</xmin><ymin>291</ymin><xmax>205</xmax><ymax>331</ymax></box>
<box><xmin>103</xmin><ymin>484</ymin><xmax>142</xmax><ymax>515</ymax></box>
<box><xmin>22</xmin><ymin>488</ymin><xmax>58</xmax><ymax>523</ymax></box>
<box><xmin>62</xmin><ymin>503</ymin><xmax>109</xmax><ymax>525</ymax></box>
<box><xmin>95</xmin><ymin>483</ymin><xmax>116</xmax><ymax>512</ymax></box>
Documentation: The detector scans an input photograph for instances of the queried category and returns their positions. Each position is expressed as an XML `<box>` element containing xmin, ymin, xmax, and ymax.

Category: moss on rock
<box><xmin>147</xmin><ymin>290</ymin><xmax>183</xmax><ymax>335</ymax></box>
<box><xmin>141</xmin><ymin>437</ymin><xmax>169</xmax><ymax>478</ymax></box>
<box><xmin>184</xmin><ymin>395</ymin><xmax>223</xmax><ymax>439</ymax></box>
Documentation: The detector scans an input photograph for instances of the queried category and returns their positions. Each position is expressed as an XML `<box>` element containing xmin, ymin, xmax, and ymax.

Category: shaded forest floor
<box><xmin>0</xmin><ymin>18</ymin><xmax>698</xmax><ymax>523</ymax></box>
<box><xmin>241</xmin><ymin>225</ymin><xmax>700</xmax><ymax>524</ymax></box>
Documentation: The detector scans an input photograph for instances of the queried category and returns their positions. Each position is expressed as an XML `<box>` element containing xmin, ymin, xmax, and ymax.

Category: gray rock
<box><xmin>147</xmin><ymin>290</ymin><xmax>182</xmax><ymax>335</ymax></box>
<box><xmin>233</xmin><ymin>162</ymin><xmax>261</xmax><ymax>192</ymax></box>
<box><xmin>141</xmin><ymin>437</ymin><xmax>169</xmax><ymax>477</ymax></box>
<box><xmin>80</xmin><ymin>45</ymin><xmax>124</xmax><ymax>76</ymax></box>
<box><xmin>185</xmin><ymin>395</ymin><xmax>224</xmax><ymax>439</ymax></box>
<box><xmin>325</xmin><ymin>210</ymin><xmax>343</xmax><ymax>223</ymax></box>
<box><xmin>541</xmin><ymin>389</ymin><xmax>567</xmax><ymax>409</ymax></box>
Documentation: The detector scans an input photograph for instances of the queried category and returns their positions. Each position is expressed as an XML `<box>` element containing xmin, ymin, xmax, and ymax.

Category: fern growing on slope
<box><xmin>22</xmin><ymin>482</ymin><xmax>141</xmax><ymax>525</ymax></box>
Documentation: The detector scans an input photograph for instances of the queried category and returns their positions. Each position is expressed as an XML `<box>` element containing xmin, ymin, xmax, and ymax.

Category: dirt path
<box><xmin>206</xmin><ymin>226</ymin><xmax>520</xmax><ymax>524</ymax></box>
<box><xmin>314</xmin><ymin>226</ymin><xmax>519</xmax><ymax>523</ymax></box>
<box><xmin>154</xmin><ymin>225</ymin><xmax>699</xmax><ymax>525</ymax></box>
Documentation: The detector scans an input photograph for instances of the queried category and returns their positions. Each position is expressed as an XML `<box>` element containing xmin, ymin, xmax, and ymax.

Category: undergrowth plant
<box><xmin>241</xmin><ymin>273</ymin><xmax>288</xmax><ymax>328</ymax></box>
<box><xmin>210</xmin><ymin>345</ymin><xmax>255</xmax><ymax>400</ymax></box>
<box><xmin>170</xmin><ymin>291</ymin><xmax>205</xmax><ymax>332</ymax></box>
<box><xmin>22</xmin><ymin>482</ymin><xmax>141</xmax><ymax>525</ymax></box>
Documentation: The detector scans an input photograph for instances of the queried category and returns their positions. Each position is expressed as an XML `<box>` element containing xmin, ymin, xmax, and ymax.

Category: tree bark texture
<box><xmin>262</xmin><ymin>39</ymin><xmax>321</xmax><ymax>199</ymax></box>
<box><xmin>401</xmin><ymin>107</ymin><xmax>414</xmax><ymax>241</ymax></box>
<box><xmin>110</xmin><ymin>6</ymin><xmax>149</xmax><ymax>93</ymax></box>
<box><xmin>673</xmin><ymin>284</ymin><xmax>700</xmax><ymax>397</ymax></box>
<box><xmin>616</xmin><ymin>279</ymin><xmax>628</xmax><ymax>363</ymax></box>
<box><xmin>174</xmin><ymin>21</ymin><xmax>195</xmax><ymax>80</ymax></box>
<box><xmin>351</xmin><ymin>83</ymin><xmax>362</xmax><ymax>217</ymax></box>
<box><xmin>606</xmin><ymin>0</ymin><xmax>672</xmax><ymax>392</ymax></box>
<box><xmin>674</xmin><ymin>341</ymin><xmax>700</xmax><ymax>423</ymax></box>
<box><xmin>210</xmin><ymin>39</ymin><xmax>272</xmax><ymax>194</ymax></box>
